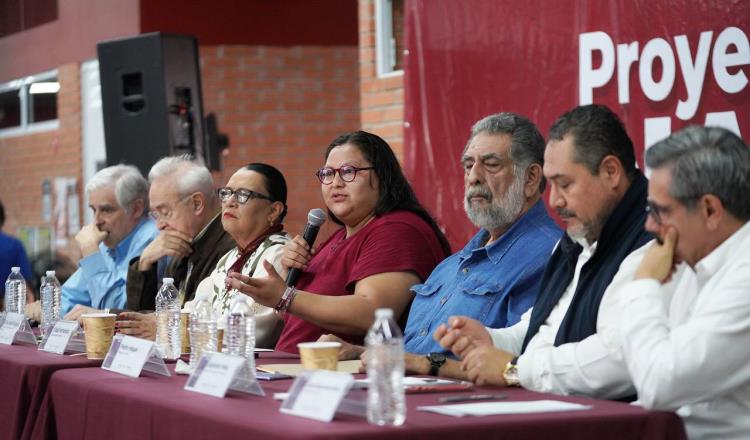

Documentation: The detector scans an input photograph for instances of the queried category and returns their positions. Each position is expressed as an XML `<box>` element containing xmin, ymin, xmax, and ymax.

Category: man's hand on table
<box><xmin>435</xmin><ymin>316</ymin><xmax>493</xmax><ymax>358</ymax></box>
<box><xmin>317</xmin><ymin>334</ymin><xmax>365</xmax><ymax>361</ymax></box>
<box><xmin>461</xmin><ymin>346</ymin><xmax>515</xmax><ymax>386</ymax></box>
<box><xmin>115</xmin><ymin>312</ymin><xmax>157</xmax><ymax>340</ymax></box>
<box><xmin>25</xmin><ymin>301</ymin><xmax>42</xmax><ymax>322</ymax></box>
<box><xmin>64</xmin><ymin>305</ymin><xmax>104</xmax><ymax>323</ymax></box>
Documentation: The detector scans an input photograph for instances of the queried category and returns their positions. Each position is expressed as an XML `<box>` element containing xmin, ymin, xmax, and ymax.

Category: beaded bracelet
<box><xmin>274</xmin><ymin>286</ymin><xmax>297</xmax><ymax>313</ymax></box>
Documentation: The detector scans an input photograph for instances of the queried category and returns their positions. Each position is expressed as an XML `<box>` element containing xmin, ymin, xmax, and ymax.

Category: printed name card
<box><xmin>280</xmin><ymin>370</ymin><xmax>355</xmax><ymax>422</ymax></box>
<box><xmin>102</xmin><ymin>334</ymin><xmax>170</xmax><ymax>378</ymax></box>
<box><xmin>185</xmin><ymin>352</ymin><xmax>265</xmax><ymax>398</ymax></box>
<box><xmin>39</xmin><ymin>321</ymin><xmax>80</xmax><ymax>354</ymax></box>
<box><xmin>0</xmin><ymin>312</ymin><xmax>37</xmax><ymax>346</ymax></box>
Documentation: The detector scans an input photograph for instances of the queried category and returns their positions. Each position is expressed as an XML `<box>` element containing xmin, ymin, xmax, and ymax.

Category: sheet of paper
<box><xmin>417</xmin><ymin>400</ymin><xmax>592</xmax><ymax>417</ymax></box>
<box><xmin>258</xmin><ymin>359</ymin><xmax>362</xmax><ymax>376</ymax></box>
<box><xmin>355</xmin><ymin>376</ymin><xmax>458</xmax><ymax>386</ymax></box>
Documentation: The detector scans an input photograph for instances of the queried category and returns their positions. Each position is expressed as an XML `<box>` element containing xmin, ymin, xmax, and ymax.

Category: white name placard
<box><xmin>185</xmin><ymin>352</ymin><xmax>247</xmax><ymax>398</ymax></box>
<box><xmin>39</xmin><ymin>321</ymin><xmax>79</xmax><ymax>354</ymax></box>
<box><xmin>102</xmin><ymin>334</ymin><xmax>170</xmax><ymax>378</ymax></box>
<box><xmin>0</xmin><ymin>312</ymin><xmax>36</xmax><ymax>346</ymax></box>
<box><xmin>280</xmin><ymin>370</ymin><xmax>354</xmax><ymax>422</ymax></box>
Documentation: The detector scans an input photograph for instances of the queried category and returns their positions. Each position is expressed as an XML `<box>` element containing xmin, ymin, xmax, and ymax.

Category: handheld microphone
<box><xmin>285</xmin><ymin>208</ymin><xmax>327</xmax><ymax>287</ymax></box>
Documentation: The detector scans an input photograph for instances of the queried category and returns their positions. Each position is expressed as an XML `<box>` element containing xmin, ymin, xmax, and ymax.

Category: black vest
<box><xmin>521</xmin><ymin>172</ymin><xmax>652</xmax><ymax>352</ymax></box>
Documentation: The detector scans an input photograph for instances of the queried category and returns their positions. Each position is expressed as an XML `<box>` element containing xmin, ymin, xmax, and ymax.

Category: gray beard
<box><xmin>464</xmin><ymin>172</ymin><xmax>525</xmax><ymax>231</ymax></box>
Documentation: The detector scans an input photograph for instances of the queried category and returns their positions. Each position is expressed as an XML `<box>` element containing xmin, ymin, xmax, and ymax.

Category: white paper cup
<box><xmin>298</xmin><ymin>341</ymin><xmax>341</xmax><ymax>371</ymax></box>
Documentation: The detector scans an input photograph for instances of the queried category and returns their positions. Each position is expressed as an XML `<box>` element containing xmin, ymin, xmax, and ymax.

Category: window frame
<box><xmin>0</xmin><ymin>69</ymin><xmax>60</xmax><ymax>137</ymax></box>
<box><xmin>375</xmin><ymin>0</ymin><xmax>405</xmax><ymax>78</ymax></box>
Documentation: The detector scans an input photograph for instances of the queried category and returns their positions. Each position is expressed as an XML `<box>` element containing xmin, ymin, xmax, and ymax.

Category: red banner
<box><xmin>404</xmin><ymin>0</ymin><xmax>750</xmax><ymax>250</ymax></box>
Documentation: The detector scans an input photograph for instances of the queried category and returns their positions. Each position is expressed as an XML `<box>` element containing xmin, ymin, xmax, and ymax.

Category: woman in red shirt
<box><xmin>226</xmin><ymin>131</ymin><xmax>450</xmax><ymax>353</ymax></box>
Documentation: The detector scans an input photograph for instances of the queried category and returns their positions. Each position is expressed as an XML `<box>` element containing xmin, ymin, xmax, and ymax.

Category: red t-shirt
<box><xmin>274</xmin><ymin>210</ymin><xmax>446</xmax><ymax>353</ymax></box>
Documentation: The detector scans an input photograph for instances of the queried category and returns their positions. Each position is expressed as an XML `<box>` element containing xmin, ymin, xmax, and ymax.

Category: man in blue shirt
<box><xmin>60</xmin><ymin>165</ymin><xmax>158</xmax><ymax>318</ymax></box>
<box><xmin>327</xmin><ymin>113</ymin><xmax>561</xmax><ymax>377</ymax></box>
<box><xmin>0</xmin><ymin>199</ymin><xmax>33</xmax><ymax>310</ymax></box>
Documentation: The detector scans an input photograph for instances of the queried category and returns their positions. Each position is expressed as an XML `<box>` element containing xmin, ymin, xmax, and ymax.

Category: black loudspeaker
<box><xmin>98</xmin><ymin>32</ymin><xmax>206</xmax><ymax>176</ymax></box>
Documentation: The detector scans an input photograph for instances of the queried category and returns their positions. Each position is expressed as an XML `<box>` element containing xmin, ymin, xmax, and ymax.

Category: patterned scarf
<box><xmin>227</xmin><ymin>224</ymin><xmax>284</xmax><ymax>274</ymax></box>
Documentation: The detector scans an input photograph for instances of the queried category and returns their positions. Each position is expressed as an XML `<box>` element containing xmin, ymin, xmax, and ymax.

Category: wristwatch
<box><xmin>503</xmin><ymin>356</ymin><xmax>520</xmax><ymax>386</ymax></box>
<box><xmin>426</xmin><ymin>352</ymin><xmax>447</xmax><ymax>376</ymax></box>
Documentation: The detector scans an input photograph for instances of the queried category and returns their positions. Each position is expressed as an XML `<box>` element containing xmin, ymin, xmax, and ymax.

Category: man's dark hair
<box><xmin>325</xmin><ymin>130</ymin><xmax>451</xmax><ymax>256</ymax></box>
<box><xmin>548</xmin><ymin>104</ymin><xmax>637</xmax><ymax>179</ymax></box>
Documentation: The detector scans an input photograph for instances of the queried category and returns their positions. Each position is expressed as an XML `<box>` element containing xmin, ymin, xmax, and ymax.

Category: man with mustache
<box><xmin>60</xmin><ymin>165</ymin><xmax>159</xmax><ymax>317</ymax></box>
<box><xmin>438</xmin><ymin>105</ymin><xmax>652</xmax><ymax>399</ymax></box>
<box><xmin>619</xmin><ymin>126</ymin><xmax>750</xmax><ymax>438</ymax></box>
<box><xmin>327</xmin><ymin>112</ymin><xmax>561</xmax><ymax>379</ymax></box>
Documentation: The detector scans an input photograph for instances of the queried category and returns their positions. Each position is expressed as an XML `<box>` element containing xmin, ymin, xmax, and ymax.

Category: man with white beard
<box><xmin>325</xmin><ymin>112</ymin><xmax>561</xmax><ymax>379</ymax></box>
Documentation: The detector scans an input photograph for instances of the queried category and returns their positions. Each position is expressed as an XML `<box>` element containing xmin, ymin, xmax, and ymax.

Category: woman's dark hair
<box><xmin>325</xmin><ymin>131</ymin><xmax>451</xmax><ymax>256</ymax></box>
<box><xmin>244</xmin><ymin>162</ymin><xmax>288</xmax><ymax>223</ymax></box>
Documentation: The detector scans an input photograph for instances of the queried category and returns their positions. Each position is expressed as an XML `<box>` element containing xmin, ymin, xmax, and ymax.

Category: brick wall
<box><xmin>0</xmin><ymin>63</ymin><xmax>82</xmax><ymax>258</ymax></box>
<box><xmin>0</xmin><ymin>42</ymin><xmax>360</xmax><ymax>257</ymax></box>
<box><xmin>199</xmin><ymin>45</ymin><xmax>360</xmax><ymax>238</ymax></box>
<box><xmin>358</xmin><ymin>0</ymin><xmax>405</xmax><ymax>160</ymax></box>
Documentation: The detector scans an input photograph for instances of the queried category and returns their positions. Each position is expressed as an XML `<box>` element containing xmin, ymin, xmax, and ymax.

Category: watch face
<box><xmin>429</xmin><ymin>352</ymin><xmax>447</xmax><ymax>363</ymax></box>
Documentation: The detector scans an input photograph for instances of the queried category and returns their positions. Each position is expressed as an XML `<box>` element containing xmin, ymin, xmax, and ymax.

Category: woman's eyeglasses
<box><xmin>217</xmin><ymin>187</ymin><xmax>272</xmax><ymax>204</ymax></box>
<box><xmin>315</xmin><ymin>165</ymin><xmax>374</xmax><ymax>184</ymax></box>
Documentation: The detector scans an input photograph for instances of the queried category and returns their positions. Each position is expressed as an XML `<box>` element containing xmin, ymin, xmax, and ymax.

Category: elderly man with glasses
<box><xmin>108</xmin><ymin>155</ymin><xmax>234</xmax><ymax>338</ymax></box>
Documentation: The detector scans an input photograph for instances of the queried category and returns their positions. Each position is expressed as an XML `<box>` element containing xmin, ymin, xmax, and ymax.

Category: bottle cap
<box><xmin>375</xmin><ymin>308</ymin><xmax>393</xmax><ymax>319</ymax></box>
<box><xmin>193</xmin><ymin>290</ymin><xmax>211</xmax><ymax>301</ymax></box>
<box><xmin>162</xmin><ymin>277</ymin><xmax>174</xmax><ymax>285</ymax></box>
<box><xmin>46</xmin><ymin>270</ymin><xmax>56</xmax><ymax>276</ymax></box>
<box><xmin>231</xmin><ymin>295</ymin><xmax>248</xmax><ymax>305</ymax></box>
<box><xmin>11</xmin><ymin>266</ymin><xmax>20</xmax><ymax>272</ymax></box>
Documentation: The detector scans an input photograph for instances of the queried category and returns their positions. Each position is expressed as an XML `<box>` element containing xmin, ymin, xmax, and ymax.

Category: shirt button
<box><xmin>462</xmin><ymin>268</ymin><xmax>469</xmax><ymax>274</ymax></box>
<box><xmin>420</xmin><ymin>329</ymin><xmax>427</xmax><ymax>336</ymax></box>
<box><xmin>440</xmin><ymin>297</ymin><xmax>447</xmax><ymax>305</ymax></box>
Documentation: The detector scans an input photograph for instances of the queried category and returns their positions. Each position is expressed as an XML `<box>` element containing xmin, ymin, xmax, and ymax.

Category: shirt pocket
<box><xmin>412</xmin><ymin>281</ymin><xmax>441</xmax><ymax>297</ymax></box>
<box><xmin>457</xmin><ymin>277</ymin><xmax>503</xmax><ymax>324</ymax></box>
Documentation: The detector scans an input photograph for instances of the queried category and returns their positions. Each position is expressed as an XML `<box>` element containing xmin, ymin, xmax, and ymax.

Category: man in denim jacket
<box><xmin>401</xmin><ymin>112</ymin><xmax>560</xmax><ymax>376</ymax></box>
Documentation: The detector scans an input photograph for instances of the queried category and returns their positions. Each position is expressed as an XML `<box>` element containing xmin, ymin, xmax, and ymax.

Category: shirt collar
<box><xmin>192</xmin><ymin>212</ymin><xmax>221</xmax><ymax>244</ymax></box>
<box><xmin>694</xmin><ymin>220</ymin><xmax>750</xmax><ymax>280</ymax></box>
<box><xmin>102</xmin><ymin>217</ymin><xmax>150</xmax><ymax>261</ymax></box>
<box><xmin>460</xmin><ymin>200</ymin><xmax>550</xmax><ymax>264</ymax></box>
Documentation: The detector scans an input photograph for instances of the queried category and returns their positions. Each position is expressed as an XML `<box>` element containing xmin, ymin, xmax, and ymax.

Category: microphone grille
<box><xmin>307</xmin><ymin>208</ymin><xmax>327</xmax><ymax>226</ymax></box>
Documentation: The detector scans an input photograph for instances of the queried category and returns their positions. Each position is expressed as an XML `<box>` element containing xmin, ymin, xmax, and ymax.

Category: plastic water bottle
<box><xmin>189</xmin><ymin>291</ymin><xmax>217</xmax><ymax>367</ymax></box>
<box><xmin>366</xmin><ymin>308</ymin><xmax>406</xmax><ymax>426</ymax></box>
<box><xmin>40</xmin><ymin>270</ymin><xmax>62</xmax><ymax>333</ymax></box>
<box><xmin>225</xmin><ymin>295</ymin><xmax>256</xmax><ymax>371</ymax></box>
<box><xmin>155</xmin><ymin>278</ymin><xmax>181</xmax><ymax>359</ymax></box>
<box><xmin>4</xmin><ymin>267</ymin><xmax>26</xmax><ymax>314</ymax></box>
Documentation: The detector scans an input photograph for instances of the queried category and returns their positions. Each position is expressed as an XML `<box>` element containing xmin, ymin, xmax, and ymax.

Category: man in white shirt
<box><xmin>435</xmin><ymin>104</ymin><xmax>652</xmax><ymax>400</ymax></box>
<box><xmin>619</xmin><ymin>126</ymin><xmax>750</xmax><ymax>439</ymax></box>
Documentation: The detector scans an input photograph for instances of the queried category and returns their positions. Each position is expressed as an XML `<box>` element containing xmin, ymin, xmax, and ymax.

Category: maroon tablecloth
<box><xmin>0</xmin><ymin>343</ymin><xmax>99</xmax><ymax>440</ymax></box>
<box><xmin>35</xmin><ymin>352</ymin><xmax>686</xmax><ymax>440</ymax></box>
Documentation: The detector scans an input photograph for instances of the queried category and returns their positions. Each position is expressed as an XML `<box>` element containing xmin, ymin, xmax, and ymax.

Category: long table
<box><xmin>0</xmin><ymin>343</ymin><xmax>99</xmax><ymax>440</ymax></box>
<box><xmin>32</xmin><ymin>352</ymin><xmax>687</xmax><ymax>440</ymax></box>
